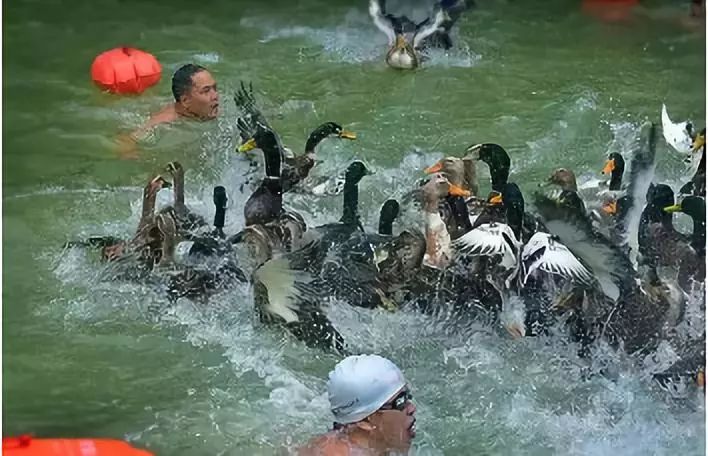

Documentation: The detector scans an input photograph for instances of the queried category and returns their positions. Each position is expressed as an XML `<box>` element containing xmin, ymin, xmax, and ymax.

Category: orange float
<box><xmin>2</xmin><ymin>435</ymin><xmax>154</xmax><ymax>456</ymax></box>
<box><xmin>90</xmin><ymin>47</ymin><xmax>162</xmax><ymax>95</ymax></box>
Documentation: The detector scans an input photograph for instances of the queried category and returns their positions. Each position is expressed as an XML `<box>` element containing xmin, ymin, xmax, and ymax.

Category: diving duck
<box><xmin>369</xmin><ymin>0</ymin><xmax>468</xmax><ymax>70</ymax></box>
<box><xmin>235</xmin><ymin>82</ymin><xmax>356</xmax><ymax>193</ymax></box>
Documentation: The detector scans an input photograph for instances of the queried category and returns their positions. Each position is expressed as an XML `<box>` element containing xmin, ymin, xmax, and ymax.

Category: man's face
<box><xmin>182</xmin><ymin>70</ymin><xmax>219</xmax><ymax>120</ymax></box>
<box><xmin>366</xmin><ymin>387</ymin><xmax>417</xmax><ymax>452</ymax></box>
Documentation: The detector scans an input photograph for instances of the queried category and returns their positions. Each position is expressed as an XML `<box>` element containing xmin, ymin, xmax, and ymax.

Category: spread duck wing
<box><xmin>520</xmin><ymin>232</ymin><xmax>595</xmax><ymax>286</ymax></box>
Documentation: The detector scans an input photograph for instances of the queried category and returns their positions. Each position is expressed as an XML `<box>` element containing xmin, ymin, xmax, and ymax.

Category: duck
<box><xmin>450</xmin><ymin>182</ymin><xmax>599</xmax><ymax>337</ymax></box>
<box><xmin>663</xmin><ymin>195</ymin><xmax>706</xmax><ymax>291</ymax></box>
<box><xmin>231</xmin><ymin>123</ymin><xmax>308</xmax><ymax>269</ymax></box>
<box><xmin>369</xmin><ymin>0</ymin><xmax>468</xmax><ymax>70</ymax></box>
<box><xmin>235</xmin><ymin>82</ymin><xmax>356</xmax><ymax>193</ymax></box>
<box><xmin>534</xmin><ymin>167</ymin><xmax>690</xmax><ymax>355</ymax></box>
<box><xmin>99</xmin><ymin>174</ymin><xmax>177</xmax><ymax>282</ymax></box>
<box><xmin>238</xmin><ymin>123</ymin><xmax>287</xmax><ymax>227</ymax></box>
<box><xmin>638</xmin><ymin>183</ymin><xmax>689</xmax><ymax>272</ymax></box>
<box><xmin>423</xmin><ymin>154</ymin><xmax>482</xmax><ymax>239</ymax></box>
<box><xmin>533</xmin><ymin>168</ymin><xmax>634</xmax><ymax>303</ymax></box>
<box><xmin>597</xmin><ymin>122</ymin><xmax>659</xmax><ymax>264</ymax></box>
<box><xmin>679</xmin><ymin>128</ymin><xmax>706</xmax><ymax>198</ymax></box>
<box><xmin>419</xmin><ymin>172</ymin><xmax>472</xmax><ymax>269</ymax></box>
<box><xmin>661</xmin><ymin>104</ymin><xmax>705</xmax><ymax>180</ymax></box>
<box><xmin>249</xmin><ymin>161</ymin><xmax>373</xmax><ymax>350</ymax></box>
<box><xmin>161</xmin><ymin>161</ymin><xmax>208</xmax><ymax>233</ymax></box>
<box><xmin>661</xmin><ymin>103</ymin><xmax>696</xmax><ymax>155</ymax></box>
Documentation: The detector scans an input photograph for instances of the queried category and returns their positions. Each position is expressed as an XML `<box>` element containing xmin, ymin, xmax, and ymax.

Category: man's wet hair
<box><xmin>172</xmin><ymin>64</ymin><xmax>207</xmax><ymax>102</ymax></box>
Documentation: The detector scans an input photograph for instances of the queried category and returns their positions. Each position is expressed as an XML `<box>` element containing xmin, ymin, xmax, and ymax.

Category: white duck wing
<box><xmin>661</xmin><ymin>103</ymin><xmax>693</xmax><ymax>155</ymax></box>
<box><xmin>521</xmin><ymin>232</ymin><xmax>595</xmax><ymax>286</ymax></box>
<box><xmin>369</xmin><ymin>0</ymin><xmax>396</xmax><ymax>45</ymax></box>
<box><xmin>453</xmin><ymin>222</ymin><xmax>520</xmax><ymax>270</ymax></box>
<box><xmin>412</xmin><ymin>6</ymin><xmax>448</xmax><ymax>48</ymax></box>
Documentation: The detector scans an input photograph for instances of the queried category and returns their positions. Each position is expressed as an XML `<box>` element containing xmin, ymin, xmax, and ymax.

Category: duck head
<box><xmin>421</xmin><ymin>172</ymin><xmax>471</xmax><ymax>211</ymax></box>
<box><xmin>464</xmin><ymin>143</ymin><xmax>511</xmax><ymax>192</ymax></box>
<box><xmin>425</xmin><ymin>155</ymin><xmax>480</xmax><ymax>196</ymax></box>
<box><xmin>305</xmin><ymin>122</ymin><xmax>357</xmax><ymax>153</ymax></box>
<box><xmin>238</xmin><ymin>124</ymin><xmax>284</xmax><ymax>178</ymax></box>
<box><xmin>602</xmin><ymin>152</ymin><xmax>625</xmax><ymax>191</ymax></box>
<box><xmin>344</xmin><ymin>160</ymin><xmax>372</xmax><ymax>186</ymax></box>
<box><xmin>547</xmin><ymin>168</ymin><xmax>578</xmax><ymax>192</ymax></box>
<box><xmin>664</xmin><ymin>195</ymin><xmax>706</xmax><ymax>220</ymax></box>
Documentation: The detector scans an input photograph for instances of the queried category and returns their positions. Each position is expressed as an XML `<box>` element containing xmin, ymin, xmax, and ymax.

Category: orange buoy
<box><xmin>91</xmin><ymin>47</ymin><xmax>162</xmax><ymax>95</ymax></box>
<box><xmin>2</xmin><ymin>436</ymin><xmax>154</xmax><ymax>456</ymax></box>
<box><xmin>582</xmin><ymin>0</ymin><xmax>638</xmax><ymax>22</ymax></box>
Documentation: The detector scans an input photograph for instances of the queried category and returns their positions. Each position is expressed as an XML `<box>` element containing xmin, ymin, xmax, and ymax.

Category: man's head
<box><xmin>171</xmin><ymin>64</ymin><xmax>219</xmax><ymax>120</ymax></box>
<box><xmin>328</xmin><ymin>354</ymin><xmax>416</xmax><ymax>452</ymax></box>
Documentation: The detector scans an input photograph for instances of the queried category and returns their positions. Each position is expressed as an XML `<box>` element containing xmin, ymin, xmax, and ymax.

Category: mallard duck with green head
<box><xmin>235</xmin><ymin>82</ymin><xmax>356</xmax><ymax>193</ymax></box>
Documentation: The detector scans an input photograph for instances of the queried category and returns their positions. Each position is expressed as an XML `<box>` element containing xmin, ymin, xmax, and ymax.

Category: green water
<box><xmin>3</xmin><ymin>0</ymin><xmax>706</xmax><ymax>454</ymax></box>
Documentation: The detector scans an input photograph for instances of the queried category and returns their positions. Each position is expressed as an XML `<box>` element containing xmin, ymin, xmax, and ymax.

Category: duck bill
<box><xmin>602</xmin><ymin>158</ymin><xmax>615</xmax><ymax>175</ymax></box>
<box><xmin>692</xmin><ymin>134</ymin><xmax>705</xmax><ymax>153</ymax></box>
<box><xmin>424</xmin><ymin>162</ymin><xmax>443</xmax><ymax>174</ymax></box>
<box><xmin>602</xmin><ymin>200</ymin><xmax>617</xmax><ymax>215</ymax></box>
<box><xmin>238</xmin><ymin>138</ymin><xmax>257</xmax><ymax>153</ymax></box>
<box><xmin>339</xmin><ymin>130</ymin><xmax>357</xmax><ymax>140</ymax></box>
<box><xmin>448</xmin><ymin>183</ymin><xmax>471</xmax><ymax>197</ymax></box>
<box><xmin>663</xmin><ymin>204</ymin><xmax>682</xmax><ymax>213</ymax></box>
<box><xmin>489</xmin><ymin>193</ymin><xmax>503</xmax><ymax>205</ymax></box>
<box><xmin>465</xmin><ymin>144</ymin><xmax>481</xmax><ymax>160</ymax></box>
<box><xmin>151</xmin><ymin>175</ymin><xmax>172</xmax><ymax>189</ymax></box>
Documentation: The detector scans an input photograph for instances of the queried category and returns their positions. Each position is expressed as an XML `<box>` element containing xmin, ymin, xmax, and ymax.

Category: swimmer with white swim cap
<box><xmin>297</xmin><ymin>354</ymin><xmax>416</xmax><ymax>455</ymax></box>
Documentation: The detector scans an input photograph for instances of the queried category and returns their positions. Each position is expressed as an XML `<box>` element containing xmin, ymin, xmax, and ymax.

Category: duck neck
<box><xmin>490</xmin><ymin>163</ymin><xmax>509</xmax><ymax>193</ymax></box>
<box><xmin>173</xmin><ymin>172</ymin><xmax>185</xmax><ymax>214</ymax></box>
<box><xmin>423</xmin><ymin>207</ymin><xmax>451</xmax><ymax>270</ymax></box>
<box><xmin>305</xmin><ymin>129</ymin><xmax>328</xmax><ymax>154</ymax></box>
<box><xmin>139</xmin><ymin>187</ymin><xmax>157</xmax><ymax>231</ymax></box>
<box><xmin>609</xmin><ymin>171</ymin><xmax>623</xmax><ymax>191</ymax></box>
<box><xmin>691</xmin><ymin>216</ymin><xmax>705</xmax><ymax>253</ymax></box>
<box><xmin>263</xmin><ymin>144</ymin><xmax>282</xmax><ymax>179</ymax></box>
<box><xmin>506</xmin><ymin>204</ymin><xmax>524</xmax><ymax>239</ymax></box>
<box><xmin>446</xmin><ymin>196</ymin><xmax>473</xmax><ymax>236</ymax></box>
<box><xmin>340</xmin><ymin>180</ymin><xmax>360</xmax><ymax>226</ymax></box>
<box><xmin>462</xmin><ymin>159</ymin><xmax>479</xmax><ymax>195</ymax></box>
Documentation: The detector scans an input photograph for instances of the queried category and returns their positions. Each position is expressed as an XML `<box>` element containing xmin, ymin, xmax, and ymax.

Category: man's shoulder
<box><xmin>294</xmin><ymin>433</ymin><xmax>353</xmax><ymax>456</ymax></box>
<box><xmin>147</xmin><ymin>103</ymin><xmax>179</xmax><ymax>128</ymax></box>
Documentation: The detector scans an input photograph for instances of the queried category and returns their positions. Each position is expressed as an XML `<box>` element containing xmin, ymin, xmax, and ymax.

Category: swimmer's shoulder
<box><xmin>291</xmin><ymin>432</ymin><xmax>355</xmax><ymax>456</ymax></box>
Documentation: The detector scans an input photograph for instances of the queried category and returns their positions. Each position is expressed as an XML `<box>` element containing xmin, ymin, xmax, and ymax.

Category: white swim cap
<box><xmin>327</xmin><ymin>354</ymin><xmax>406</xmax><ymax>424</ymax></box>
